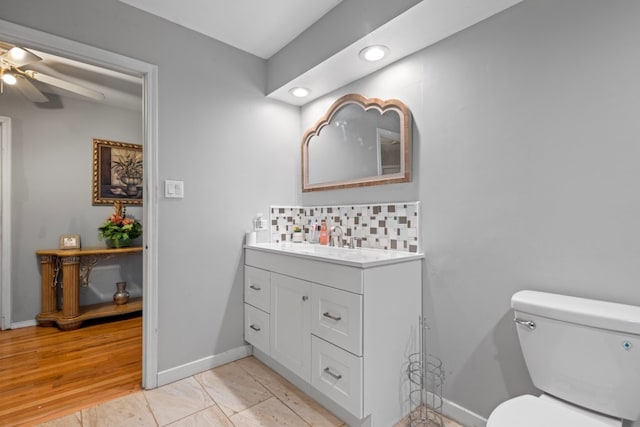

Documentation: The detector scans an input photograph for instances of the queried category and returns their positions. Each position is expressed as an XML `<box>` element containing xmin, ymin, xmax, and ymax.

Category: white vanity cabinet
<box><xmin>244</xmin><ymin>245</ymin><xmax>422</xmax><ymax>427</ymax></box>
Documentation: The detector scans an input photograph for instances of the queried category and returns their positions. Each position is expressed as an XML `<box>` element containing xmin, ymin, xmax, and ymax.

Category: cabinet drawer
<box><xmin>312</xmin><ymin>284</ymin><xmax>363</xmax><ymax>356</ymax></box>
<box><xmin>244</xmin><ymin>303</ymin><xmax>270</xmax><ymax>354</ymax></box>
<box><xmin>311</xmin><ymin>336</ymin><xmax>363</xmax><ymax>419</ymax></box>
<box><xmin>244</xmin><ymin>266</ymin><xmax>270</xmax><ymax>313</ymax></box>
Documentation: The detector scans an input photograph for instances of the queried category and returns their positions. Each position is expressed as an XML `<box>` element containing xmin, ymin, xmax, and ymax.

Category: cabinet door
<box><xmin>270</xmin><ymin>272</ymin><xmax>311</xmax><ymax>382</ymax></box>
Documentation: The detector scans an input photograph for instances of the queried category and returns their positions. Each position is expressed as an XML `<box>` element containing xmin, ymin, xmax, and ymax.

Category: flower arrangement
<box><xmin>98</xmin><ymin>201</ymin><xmax>142</xmax><ymax>247</ymax></box>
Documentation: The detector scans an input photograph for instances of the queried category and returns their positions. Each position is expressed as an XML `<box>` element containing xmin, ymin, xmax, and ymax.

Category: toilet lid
<box><xmin>487</xmin><ymin>395</ymin><xmax>619</xmax><ymax>427</ymax></box>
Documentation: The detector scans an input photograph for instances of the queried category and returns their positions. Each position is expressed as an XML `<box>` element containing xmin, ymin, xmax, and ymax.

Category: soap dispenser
<box><xmin>319</xmin><ymin>220</ymin><xmax>328</xmax><ymax>245</ymax></box>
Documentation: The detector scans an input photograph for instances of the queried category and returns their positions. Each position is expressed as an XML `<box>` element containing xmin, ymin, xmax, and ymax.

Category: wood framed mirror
<box><xmin>302</xmin><ymin>94</ymin><xmax>412</xmax><ymax>192</ymax></box>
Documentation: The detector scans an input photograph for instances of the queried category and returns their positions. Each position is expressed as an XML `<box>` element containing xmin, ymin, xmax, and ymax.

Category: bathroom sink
<box><xmin>245</xmin><ymin>242</ymin><xmax>423</xmax><ymax>268</ymax></box>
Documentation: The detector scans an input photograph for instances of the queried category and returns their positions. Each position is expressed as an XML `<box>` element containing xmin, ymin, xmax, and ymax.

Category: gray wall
<box><xmin>301</xmin><ymin>0</ymin><xmax>640</xmax><ymax>423</ymax></box>
<box><xmin>0</xmin><ymin>0</ymin><xmax>300</xmax><ymax>372</ymax></box>
<box><xmin>1</xmin><ymin>89</ymin><xmax>143</xmax><ymax>321</ymax></box>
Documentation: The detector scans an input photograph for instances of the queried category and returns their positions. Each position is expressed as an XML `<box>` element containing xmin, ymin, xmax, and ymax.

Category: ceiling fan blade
<box><xmin>14</xmin><ymin>75</ymin><xmax>48</xmax><ymax>103</ymax></box>
<box><xmin>0</xmin><ymin>46</ymin><xmax>42</xmax><ymax>67</ymax></box>
<box><xmin>25</xmin><ymin>70</ymin><xmax>105</xmax><ymax>101</ymax></box>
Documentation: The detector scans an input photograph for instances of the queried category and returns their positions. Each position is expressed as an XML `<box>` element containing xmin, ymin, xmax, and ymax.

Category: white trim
<box><xmin>436</xmin><ymin>392</ymin><xmax>488</xmax><ymax>427</ymax></box>
<box><xmin>0</xmin><ymin>116</ymin><xmax>11</xmax><ymax>330</ymax></box>
<box><xmin>142</xmin><ymin>66</ymin><xmax>159</xmax><ymax>389</ymax></box>
<box><xmin>10</xmin><ymin>319</ymin><xmax>37</xmax><ymax>329</ymax></box>
<box><xmin>157</xmin><ymin>345</ymin><xmax>253</xmax><ymax>387</ymax></box>
<box><xmin>0</xmin><ymin>19</ymin><xmax>159</xmax><ymax>388</ymax></box>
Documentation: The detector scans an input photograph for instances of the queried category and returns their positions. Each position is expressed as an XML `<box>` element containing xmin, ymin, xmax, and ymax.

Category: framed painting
<box><xmin>92</xmin><ymin>138</ymin><xmax>143</xmax><ymax>206</ymax></box>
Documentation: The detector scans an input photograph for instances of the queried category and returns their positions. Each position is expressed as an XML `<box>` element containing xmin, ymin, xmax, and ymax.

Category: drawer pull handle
<box><xmin>302</xmin><ymin>296</ymin><xmax>309</xmax><ymax>301</ymax></box>
<box><xmin>249</xmin><ymin>285</ymin><xmax>261</xmax><ymax>291</ymax></box>
<box><xmin>323</xmin><ymin>312</ymin><xmax>342</xmax><ymax>321</ymax></box>
<box><xmin>323</xmin><ymin>367</ymin><xmax>342</xmax><ymax>380</ymax></box>
<box><xmin>249</xmin><ymin>324</ymin><xmax>261</xmax><ymax>332</ymax></box>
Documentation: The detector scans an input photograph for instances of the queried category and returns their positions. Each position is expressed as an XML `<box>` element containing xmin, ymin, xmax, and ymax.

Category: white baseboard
<box><xmin>10</xmin><ymin>319</ymin><xmax>37</xmax><ymax>329</ymax></box>
<box><xmin>440</xmin><ymin>394</ymin><xmax>487</xmax><ymax>427</ymax></box>
<box><xmin>157</xmin><ymin>344</ymin><xmax>252</xmax><ymax>387</ymax></box>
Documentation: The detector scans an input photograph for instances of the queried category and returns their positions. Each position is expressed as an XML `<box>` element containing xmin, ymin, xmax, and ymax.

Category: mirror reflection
<box><xmin>302</xmin><ymin>94</ymin><xmax>411</xmax><ymax>192</ymax></box>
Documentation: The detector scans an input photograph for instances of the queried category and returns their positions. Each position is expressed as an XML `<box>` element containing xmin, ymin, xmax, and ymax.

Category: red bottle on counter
<box><xmin>319</xmin><ymin>220</ymin><xmax>328</xmax><ymax>245</ymax></box>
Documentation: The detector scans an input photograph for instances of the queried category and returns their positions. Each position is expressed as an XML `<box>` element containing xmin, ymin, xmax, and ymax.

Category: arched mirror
<box><xmin>302</xmin><ymin>94</ymin><xmax>412</xmax><ymax>192</ymax></box>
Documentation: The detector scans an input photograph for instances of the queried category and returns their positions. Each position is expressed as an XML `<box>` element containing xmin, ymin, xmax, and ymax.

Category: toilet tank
<box><xmin>511</xmin><ymin>290</ymin><xmax>640</xmax><ymax>421</ymax></box>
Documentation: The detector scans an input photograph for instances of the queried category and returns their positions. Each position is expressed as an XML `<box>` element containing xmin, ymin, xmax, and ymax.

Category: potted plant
<box><xmin>112</xmin><ymin>153</ymin><xmax>143</xmax><ymax>196</ymax></box>
<box><xmin>292</xmin><ymin>225</ymin><xmax>304</xmax><ymax>243</ymax></box>
<box><xmin>98</xmin><ymin>201</ymin><xmax>142</xmax><ymax>248</ymax></box>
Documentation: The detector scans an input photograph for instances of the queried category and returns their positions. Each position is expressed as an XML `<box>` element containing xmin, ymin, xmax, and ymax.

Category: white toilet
<box><xmin>487</xmin><ymin>290</ymin><xmax>640</xmax><ymax>427</ymax></box>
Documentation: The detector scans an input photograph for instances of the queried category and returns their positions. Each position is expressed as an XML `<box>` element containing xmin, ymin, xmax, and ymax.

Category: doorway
<box><xmin>0</xmin><ymin>19</ymin><xmax>159</xmax><ymax>388</ymax></box>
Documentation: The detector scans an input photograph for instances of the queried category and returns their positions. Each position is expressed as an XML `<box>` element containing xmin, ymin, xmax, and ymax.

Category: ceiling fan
<box><xmin>0</xmin><ymin>44</ymin><xmax>105</xmax><ymax>103</ymax></box>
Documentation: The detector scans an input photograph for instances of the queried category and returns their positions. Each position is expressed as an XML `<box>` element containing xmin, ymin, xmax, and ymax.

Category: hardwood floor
<box><xmin>0</xmin><ymin>315</ymin><xmax>142</xmax><ymax>426</ymax></box>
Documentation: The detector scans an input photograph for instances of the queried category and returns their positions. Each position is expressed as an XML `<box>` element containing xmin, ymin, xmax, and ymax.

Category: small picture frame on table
<box><xmin>59</xmin><ymin>234</ymin><xmax>81</xmax><ymax>250</ymax></box>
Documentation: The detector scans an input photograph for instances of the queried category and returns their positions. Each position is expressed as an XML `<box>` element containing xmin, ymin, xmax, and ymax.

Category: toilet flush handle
<box><xmin>514</xmin><ymin>317</ymin><xmax>536</xmax><ymax>330</ymax></box>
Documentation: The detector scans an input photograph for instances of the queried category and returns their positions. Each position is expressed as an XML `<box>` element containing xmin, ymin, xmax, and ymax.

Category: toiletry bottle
<box><xmin>309</xmin><ymin>219</ymin><xmax>317</xmax><ymax>243</ymax></box>
<box><xmin>319</xmin><ymin>220</ymin><xmax>328</xmax><ymax>245</ymax></box>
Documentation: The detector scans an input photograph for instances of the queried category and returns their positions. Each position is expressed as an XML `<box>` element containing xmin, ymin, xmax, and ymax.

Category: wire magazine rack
<box><xmin>408</xmin><ymin>316</ymin><xmax>444</xmax><ymax>427</ymax></box>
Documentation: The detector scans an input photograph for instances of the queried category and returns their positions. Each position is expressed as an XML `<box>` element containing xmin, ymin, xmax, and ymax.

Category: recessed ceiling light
<box><xmin>289</xmin><ymin>87</ymin><xmax>311</xmax><ymax>98</ymax></box>
<box><xmin>359</xmin><ymin>45</ymin><xmax>389</xmax><ymax>62</ymax></box>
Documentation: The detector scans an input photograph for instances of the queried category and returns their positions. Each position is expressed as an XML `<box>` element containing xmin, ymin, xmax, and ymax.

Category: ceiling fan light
<box><xmin>1</xmin><ymin>72</ymin><xmax>17</xmax><ymax>85</ymax></box>
<box><xmin>8</xmin><ymin>47</ymin><xmax>27</xmax><ymax>61</ymax></box>
<box><xmin>0</xmin><ymin>46</ymin><xmax>42</xmax><ymax>67</ymax></box>
<box><xmin>289</xmin><ymin>87</ymin><xmax>311</xmax><ymax>98</ymax></box>
<box><xmin>359</xmin><ymin>45</ymin><xmax>389</xmax><ymax>62</ymax></box>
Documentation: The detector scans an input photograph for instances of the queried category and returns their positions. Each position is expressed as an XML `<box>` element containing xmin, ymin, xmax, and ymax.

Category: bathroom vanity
<box><xmin>244</xmin><ymin>243</ymin><xmax>423</xmax><ymax>426</ymax></box>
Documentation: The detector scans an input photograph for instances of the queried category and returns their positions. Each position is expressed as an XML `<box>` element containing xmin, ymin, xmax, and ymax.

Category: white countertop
<box><xmin>245</xmin><ymin>242</ymin><xmax>424</xmax><ymax>268</ymax></box>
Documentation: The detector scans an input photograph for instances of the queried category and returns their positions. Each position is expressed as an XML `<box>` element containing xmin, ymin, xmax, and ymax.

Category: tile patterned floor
<box><xmin>38</xmin><ymin>356</ymin><xmax>463</xmax><ymax>427</ymax></box>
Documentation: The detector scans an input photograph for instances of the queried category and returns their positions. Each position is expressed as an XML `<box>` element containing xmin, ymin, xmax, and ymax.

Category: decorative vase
<box><xmin>113</xmin><ymin>282</ymin><xmax>130</xmax><ymax>305</ymax></box>
<box><xmin>120</xmin><ymin>176</ymin><xmax>142</xmax><ymax>196</ymax></box>
<box><xmin>292</xmin><ymin>232</ymin><xmax>304</xmax><ymax>243</ymax></box>
<box><xmin>106</xmin><ymin>238</ymin><xmax>133</xmax><ymax>248</ymax></box>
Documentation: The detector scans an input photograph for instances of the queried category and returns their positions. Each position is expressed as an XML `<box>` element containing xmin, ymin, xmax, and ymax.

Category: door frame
<box><xmin>0</xmin><ymin>116</ymin><xmax>11</xmax><ymax>330</ymax></box>
<box><xmin>0</xmin><ymin>19</ymin><xmax>160</xmax><ymax>389</ymax></box>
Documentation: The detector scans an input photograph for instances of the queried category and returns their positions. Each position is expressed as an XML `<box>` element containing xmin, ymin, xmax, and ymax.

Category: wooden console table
<box><xmin>36</xmin><ymin>246</ymin><xmax>143</xmax><ymax>330</ymax></box>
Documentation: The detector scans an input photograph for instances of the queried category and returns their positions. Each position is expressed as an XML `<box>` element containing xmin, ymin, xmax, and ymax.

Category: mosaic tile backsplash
<box><xmin>270</xmin><ymin>202</ymin><xmax>420</xmax><ymax>253</ymax></box>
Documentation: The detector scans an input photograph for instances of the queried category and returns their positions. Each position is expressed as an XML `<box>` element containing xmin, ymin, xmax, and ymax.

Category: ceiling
<box><xmin>2</xmin><ymin>0</ymin><xmax>523</xmax><ymax>109</ymax></box>
<box><xmin>119</xmin><ymin>0</ymin><xmax>344</xmax><ymax>60</ymax></box>
<box><xmin>118</xmin><ymin>0</ymin><xmax>524</xmax><ymax>105</ymax></box>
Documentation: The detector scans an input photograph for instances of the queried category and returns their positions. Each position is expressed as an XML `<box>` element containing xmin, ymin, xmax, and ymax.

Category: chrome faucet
<box><xmin>330</xmin><ymin>225</ymin><xmax>343</xmax><ymax>247</ymax></box>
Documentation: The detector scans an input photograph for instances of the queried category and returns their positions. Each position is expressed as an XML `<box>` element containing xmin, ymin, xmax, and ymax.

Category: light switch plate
<box><xmin>165</xmin><ymin>180</ymin><xmax>184</xmax><ymax>198</ymax></box>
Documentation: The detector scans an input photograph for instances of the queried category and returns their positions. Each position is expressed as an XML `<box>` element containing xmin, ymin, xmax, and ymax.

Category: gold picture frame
<box><xmin>92</xmin><ymin>138</ymin><xmax>143</xmax><ymax>206</ymax></box>
<box><xmin>59</xmin><ymin>234</ymin><xmax>81</xmax><ymax>250</ymax></box>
